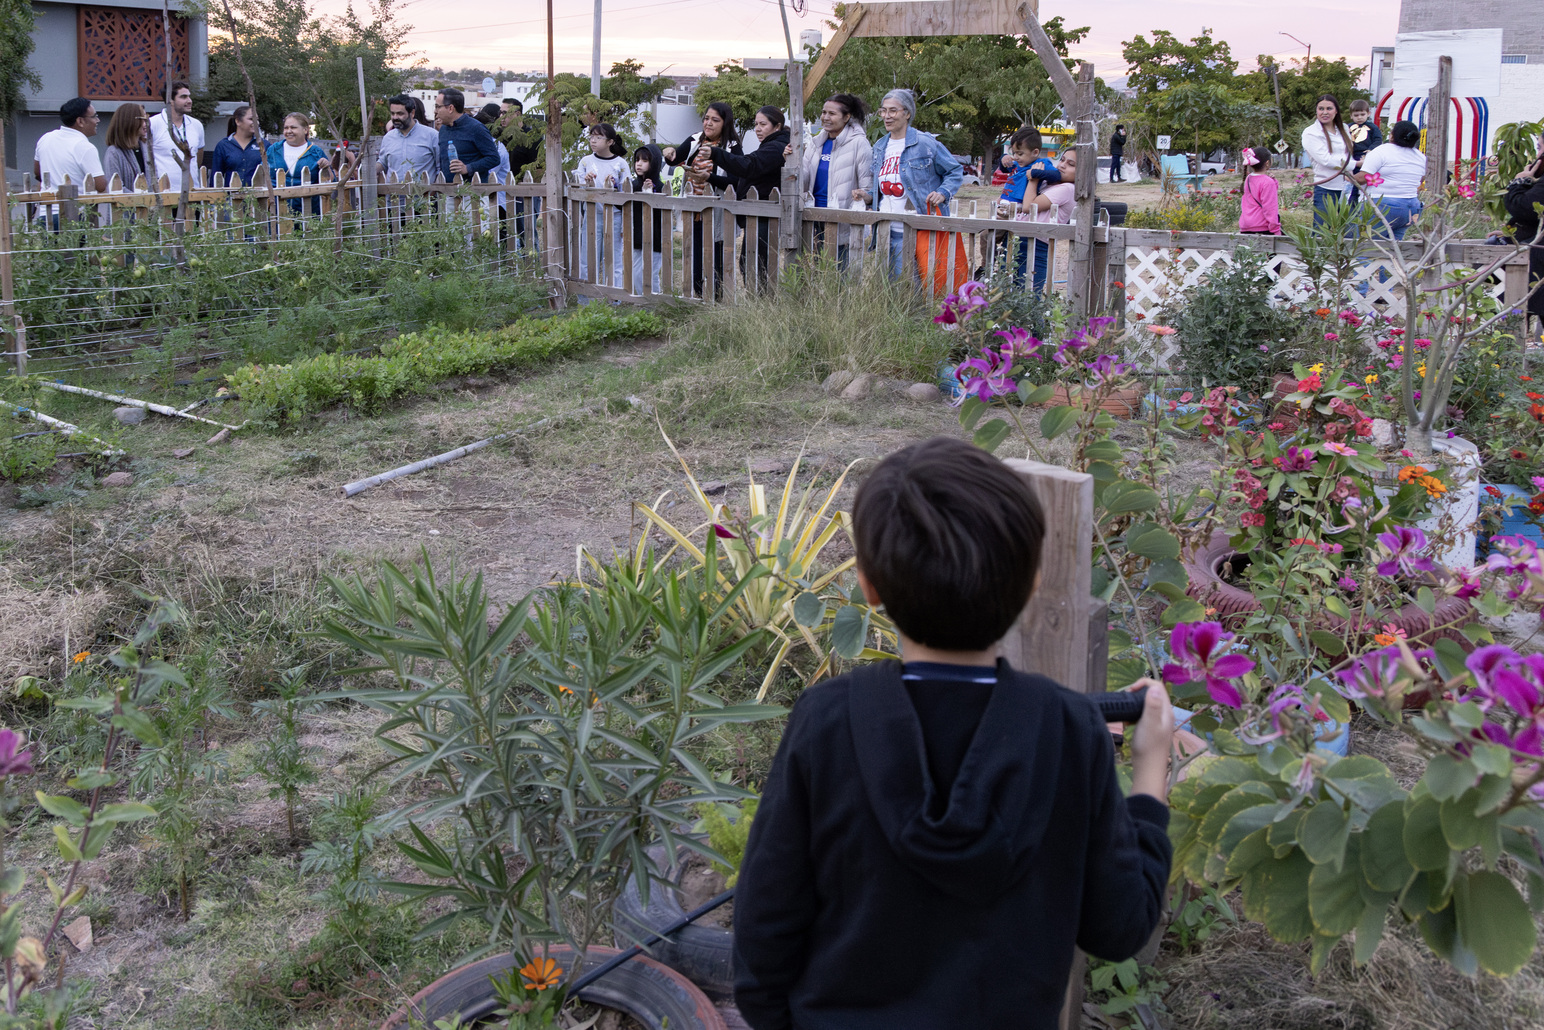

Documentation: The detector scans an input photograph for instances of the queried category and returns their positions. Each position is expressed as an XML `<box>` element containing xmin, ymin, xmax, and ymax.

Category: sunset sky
<box><xmin>324</xmin><ymin>0</ymin><xmax>1404</xmax><ymax>82</ymax></box>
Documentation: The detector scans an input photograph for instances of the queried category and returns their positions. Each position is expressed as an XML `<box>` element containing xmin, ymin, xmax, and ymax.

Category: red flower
<box><xmin>1512</xmin><ymin>449</ymin><xmax>1531</xmax><ymax>460</ymax></box>
<box><xmin>1486</xmin><ymin>485</ymin><xmax>1503</xmax><ymax>499</ymax></box>
<box><xmin>1527</xmin><ymin>392</ymin><xmax>1543</xmax><ymax>400</ymax></box>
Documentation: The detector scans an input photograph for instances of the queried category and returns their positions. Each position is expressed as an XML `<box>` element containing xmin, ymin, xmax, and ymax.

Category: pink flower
<box><xmin>1363</xmin><ymin>171</ymin><xmax>1385</xmax><ymax>187</ymax></box>
<box><xmin>1146</xmin><ymin>325</ymin><xmax>1177</xmax><ymax>336</ymax></box>
<box><xmin>0</xmin><ymin>728</ymin><xmax>33</xmax><ymax>777</ymax></box>
<box><xmin>1323</xmin><ymin>441</ymin><xmax>1356</xmax><ymax>456</ymax></box>
<box><xmin>1162</xmin><ymin>622</ymin><xmax>1254</xmax><ymax>708</ymax></box>
<box><xmin>1376</xmin><ymin>525</ymin><xmax>1435</xmax><ymax>578</ymax></box>
<box><xmin>955</xmin><ymin>348</ymin><xmax>1015</xmax><ymax>402</ymax></box>
<box><xmin>934</xmin><ymin>280</ymin><xmax>989</xmax><ymax>325</ymax></box>
<box><xmin>1456</xmin><ymin>183</ymin><xmax>1476</xmax><ymax>199</ymax></box>
<box><xmin>712</xmin><ymin>524</ymin><xmax>737</xmax><ymax>539</ymax></box>
<box><xmin>1324</xmin><ymin>332</ymin><xmax>1339</xmax><ymax>341</ymax></box>
<box><xmin>1337</xmin><ymin>574</ymin><xmax>1358</xmax><ymax>591</ymax></box>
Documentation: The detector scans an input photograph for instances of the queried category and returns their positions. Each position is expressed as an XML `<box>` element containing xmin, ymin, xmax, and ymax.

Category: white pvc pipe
<box><xmin>3</xmin><ymin>401</ymin><xmax>123</xmax><ymax>455</ymax></box>
<box><xmin>339</xmin><ymin>419</ymin><xmax>549</xmax><ymax>498</ymax></box>
<box><xmin>46</xmin><ymin>381</ymin><xmax>244</xmax><ymax>431</ymax></box>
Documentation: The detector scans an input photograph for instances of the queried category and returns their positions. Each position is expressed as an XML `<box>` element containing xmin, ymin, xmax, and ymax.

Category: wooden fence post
<box><xmin>1069</xmin><ymin>61</ymin><xmax>1097</xmax><ymax>318</ymax></box>
<box><xmin>780</xmin><ymin>59</ymin><xmax>804</xmax><ymax>273</ymax></box>
<box><xmin>998</xmin><ymin>458</ymin><xmax>1094</xmax><ymax>692</ymax></box>
<box><xmin>1423</xmin><ymin>56</ymin><xmax>1452</xmax><ymax>201</ymax></box>
<box><xmin>0</xmin><ymin>116</ymin><xmax>18</xmax><ymax>372</ymax></box>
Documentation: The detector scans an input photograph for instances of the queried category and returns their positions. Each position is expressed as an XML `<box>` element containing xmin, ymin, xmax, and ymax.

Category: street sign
<box><xmin>1156</xmin><ymin>135</ymin><xmax>1172</xmax><ymax>150</ymax></box>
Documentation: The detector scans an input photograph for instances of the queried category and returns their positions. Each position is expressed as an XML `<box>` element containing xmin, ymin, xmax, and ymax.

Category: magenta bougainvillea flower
<box><xmin>933</xmin><ymin>280</ymin><xmax>989</xmax><ymax>325</ymax></box>
<box><xmin>1273</xmin><ymin>445</ymin><xmax>1316</xmax><ymax>472</ymax></box>
<box><xmin>0</xmin><ymin>728</ymin><xmax>34</xmax><ymax>778</ymax></box>
<box><xmin>955</xmin><ymin>348</ymin><xmax>1015</xmax><ymax>402</ymax></box>
<box><xmin>1375</xmin><ymin>525</ymin><xmax>1435</xmax><ymax>578</ymax></box>
<box><xmin>1162</xmin><ymin>621</ymin><xmax>1254</xmax><ymax>708</ymax></box>
<box><xmin>1238</xmin><ymin>682</ymin><xmax>1329</xmax><ymax>745</ymax></box>
<box><xmin>1083</xmin><ymin>353</ymin><xmax>1134</xmax><ymax>381</ymax></box>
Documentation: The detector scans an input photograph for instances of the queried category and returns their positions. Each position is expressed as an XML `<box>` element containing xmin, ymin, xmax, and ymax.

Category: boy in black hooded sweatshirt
<box><xmin>733</xmin><ymin>436</ymin><xmax>1175</xmax><ymax>1030</ymax></box>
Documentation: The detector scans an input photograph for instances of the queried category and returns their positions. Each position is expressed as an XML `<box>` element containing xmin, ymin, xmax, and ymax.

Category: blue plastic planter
<box><xmin>1478</xmin><ymin>483</ymin><xmax>1544</xmax><ymax>555</ymax></box>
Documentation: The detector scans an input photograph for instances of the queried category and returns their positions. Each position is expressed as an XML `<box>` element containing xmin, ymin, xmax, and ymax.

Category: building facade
<box><xmin>7</xmin><ymin>0</ymin><xmax>209</xmax><ymax>184</ymax></box>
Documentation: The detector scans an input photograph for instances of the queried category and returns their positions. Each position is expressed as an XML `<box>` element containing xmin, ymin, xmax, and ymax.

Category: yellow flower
<box><xmin>1397</xmin><ymin>465</ymin><xmax>1428</xmax><ymax>483</ymax></box>
<box><xmin>1365</xmin><ymin>373</ymin><xmax>1378</xmax><ymax>384</ymax></box>
<box><xmin>1417</xmin><ymin>363</ymin><xmax>1427</xmax><ymax>377</ymax></box>
<box><xmin>520</xmin><ymin>957</ymin><xmax>562</xmax><ymax>991</ymax></box>
<box><xmin>1418</xmin><ymin>475</ymin><xmax>1447</xmax><ymax>498</ymax></box>
<box><xmin>72</xmin><ymin>651</ymin><xmax>90</xmax><ymax>664</ymax></box>
<box><xmin>1307</xmin><ymin>362</ymin><xmax>1324</xmax><ymax>375</ymax></box>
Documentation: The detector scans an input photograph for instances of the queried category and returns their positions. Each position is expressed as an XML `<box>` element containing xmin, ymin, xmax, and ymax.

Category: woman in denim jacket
<box><xmin>856</xmin><ymin>89</ymin><xmax>963</xmax><ymax>276</ymax></box>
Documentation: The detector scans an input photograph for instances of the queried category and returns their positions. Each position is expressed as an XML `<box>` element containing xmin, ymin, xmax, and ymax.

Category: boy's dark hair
<box><xmin>474</xmin><ymin>102</ymin><xmax>502</xmax><ymax>124</ymax></box>
<box><xmin>1010</xmin><ymin>127</ymin><xmax>1043</xmax><ymax>152</ymax></box>
<box><xmin>1348</xmin><ymin>98</ymin><xmax>1371</xmax><ymax>113</ymax></box>
<box><xmin>59</xmin><ymin>97</ymin><xmax>92</xmax><ymax>127</ymax></box>
<box><xmin>852</xmin><ymin>437</ymin><xmax>1044</xmax><ymax>651</ymax></box>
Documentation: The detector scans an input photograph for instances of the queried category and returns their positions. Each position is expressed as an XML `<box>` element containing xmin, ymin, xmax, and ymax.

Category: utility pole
<box><xmin>1279</xmin><ymin>31</ymin><xmax>1311</xmax><ymax>66</ymax></box>
<box><xmin>591</xmin><ymin>0</ymin><xmax>602</xmax><ymax>96</ymax></box>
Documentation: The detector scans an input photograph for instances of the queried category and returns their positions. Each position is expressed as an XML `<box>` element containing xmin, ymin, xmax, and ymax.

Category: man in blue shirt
<box><xmin>378</xmin><ymin>94</ymin><xmax>439</xmax><ymax>180</ymax></box>
<box><xmin>433</xmin><ymin>88</ymin><xmax>500</xmax><ymax>182</ymax></box>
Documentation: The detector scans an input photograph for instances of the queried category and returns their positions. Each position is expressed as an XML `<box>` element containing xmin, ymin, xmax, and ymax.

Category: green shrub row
<box><xmin>229</xmin><ymin>306</ymin><xmax>666</xmax><ymax>422</ymax></box>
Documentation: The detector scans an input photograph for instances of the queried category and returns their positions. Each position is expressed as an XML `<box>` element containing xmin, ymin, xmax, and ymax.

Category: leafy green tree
<box><xmin>1121</xmin><ymin>28</ymin><xmax>1254</xmax><ymax>154</ymax></box>
<box><xmin>694</xmin><ymin>62</ymin><xmax>788</xmax><ymax>133</ymax></box>
<box><xmin>0</xmin><ymin>0</ymin><xmax>40</xmax><ymax>119</ymax></box>
<box><xmin>1238</xmin><ymin>56</ymin><xmax>1368</xmax><ymax>140</ymax></box>
<box><xmin>514</xmin><ymin>60</ymin><xmax>674</xmax><ymax>173</ymax></box>
<box><xmin>208</xmin><ymin>0</ymin><xmax>412</xmax><ymax>138</ymax></box>
<box><xmin>812</xmin><ymin>14</ymin><xmax>1093</xmax><ymax>160</ymax></box>
<box><xmin>1122</xmin><ymin>28</ymin><xmax>1237</xmax><ymax>94</ymax></box>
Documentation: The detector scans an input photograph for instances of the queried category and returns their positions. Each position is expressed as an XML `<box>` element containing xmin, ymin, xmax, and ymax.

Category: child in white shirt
<box><xmin>576</xmin><ymin>123</ymin><xmax>630</xmax><ymax>288</ymax></box>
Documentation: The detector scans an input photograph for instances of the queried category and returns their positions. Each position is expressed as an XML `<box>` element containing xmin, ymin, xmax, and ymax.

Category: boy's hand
<box><xmin>1125</xmin><ymin>678</ymin><xmax>1175</xmax><ymax>803</ymax></box>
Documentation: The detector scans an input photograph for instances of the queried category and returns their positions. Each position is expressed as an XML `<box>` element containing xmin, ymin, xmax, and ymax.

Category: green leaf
<box><xmin>1440</xmin><ymin>793</ymin><xmax>1498</xmax><ymax>854</ymax></box>
<box><xmin>1019</xmin><ymin>381</ymin><xmax>1055</xmax><ymax>406</ymax></box>
<box><xmin>1147</xmin><ymin>557</ymin><xmax>1188</xmax><ymax>591</ymax></box>
<box><xmin>1424</xmin><ymin>754</ymin><xmax>1476</xmax><ymax>802</ymax></box>
<box><xmin>1259</xmin><ymin>848</ymin><xmax>1316</xmax><ymax>942</ymax></box>
<box><xmin>0</xmin><ymin>868</ymin><xmax>23</xmax><ymax>898</ymax></box>
<box><xmin>1161</xmin><ymin>598</ymin><xmax>1207</xmax><ymax>628</ymax></box>
<box><xmin>958</xmin><ymin>396</ymin><xmax>988</xmax><ymax>430</ymax></box>
<box><xmin>1309</xmin><ymin>836</ymin><xmax>1365</xmax><ymax>935</ymax></box>
<box><xmin>1125</xmin><ymin>524</ymin><xmax>1180</xmax><ymax>561</ymax></box>
<box><xmin>1403</xmin><ymin>796</ymin><xmax>1451</xmax><ymax>871</ymax></box>
<box><xmin>1199</xmin><ymin>784</ymin><xmax>1278</xmax><ymax>848</ymax></box>
<box><xmin>791</xmin><ymin>591</ymin><xmax>825</xmax><ymax>628</ymax></box>
<box><xmin>1361</xmin><ymin>803</ymin><xmax>1415</xmax><ymax>892</ymax></box>
<box><xmin>1107</xmin><ymin>658</ymin><xmax>1148</xmax><ymax>691</ymax></box>
<box><xmin>1309</xmin><ymin>933</ymin><xmax>1341</xmax><ymax>975</ymax></box>
<box><xmin>52</xmin><ymin>824</ymin><xmax>81</xmax><ymax>862</ymax></box>
<box><xmin>67</xmin><ymin>769</ymin><xmax>117</xmax><ymax>791</ymax></box>
<box><xmin>93</xmin><ymin>802</ymin><xmax>158</xmax><ymax>825</ymax></box>
<box><xmin>830</xmin><ymin>605</ymin><xmax>869</xmax><ymax>660</ymax></box>
<box><xmin>1039</xmin><ymin>405</ymin><xmax>1080</xmax><ymax>441</ymax></box>
<box><xmin>1323</xmin><ymin>595</ymin><xmax>1352</xmax><ymax>620</ymax></box>
<box><xmin>1308</xmin><ymin>630</ymin><xmax>1346</xmax><ymax>657</ymax></box>
<box><xmin>1299</xmin><ymin>803</ymin><xmax>1351</xmax><ymax>868</ymax></box>
<box><xmin>1455</xmin><ymin>870</ymin><xmax>1537</xmax><ymax>977</ymax></box>
<box><xmin>1431</xmin><ymin>637</ymin><xmax>1470</xmax><ymax>680</ymax></box>
<box><xmin>1083</xmin><ymin>440</ymin><xmax>1124</xmax><ymax>463</ymax></box>
<box><xmin>1101</xmin><ymin>481</ymin><xmax>1160</xmax><ymax>517</ymax></box>
<box><xmin>111</xmin><ymin>707</ymin><xmax>164</xmax><ymax>748</ymax></box>
<box><xmin>34</xmin><ymin>792</ymin><xmax>89</xmax><ymax>826</ymax></box>
<box><xmin>1268</xmin><ymin>809</ymin><xmax>1306</xmax><ymax>856</ymax></box>
<box><xmin>1418</xmin><ymin>902</ymin><xmax>1478</xmax><ymax>977</ymax></box>
<box><xmin>1413</xmin><ymin>586</ymin><xmax>1437</xmax><ymax>616</ymax></box>
<box><xmin>973</xmin><ymin>418</ymin><xmax>1012</xmax><ymax>453</ymax></box>
<box><xmin>1224</xmin><ymin>827</ymin><xmax>1274</xmax><ymax>877</ymax></box>
<box><xmin>1353</xmin><ymin>891</ymin><xmax>1392</xmax><ymax>964</ymax></box>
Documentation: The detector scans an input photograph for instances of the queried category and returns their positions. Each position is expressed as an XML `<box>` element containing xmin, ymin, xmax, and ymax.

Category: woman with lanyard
<box><xmin>1300</xmin><ymin>94</ymin><xmax>1355</xmax><ymax>227</ymax></box>
<box><xmin>785</xmin><ymin>93</ymin><xmax>872</xmax><ymax>269</ymax></box>
<box><xmin>856</xmin><ymin>88</ymin><xmax>963</xmax><ymax>278</ymax></box>
<box><xmin>664</xmin><ymin>102</ymin><xmax>741</xmax><ymax>299</ymax></box>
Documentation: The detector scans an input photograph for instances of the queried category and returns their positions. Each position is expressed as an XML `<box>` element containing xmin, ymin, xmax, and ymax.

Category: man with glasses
<box><xmin>34</xmin><ymin>98</ymin><xmax>107</xmax><ymax>229</ymax></box>
<box><xmin>434</xmin><ymin>88</ymin><xmax>499</xmax><ymax>183</ymax></box>
<box><xmin>149</xmin><ymin>81</ymin><xmax>205</xmax><ymax>193</ymax></box>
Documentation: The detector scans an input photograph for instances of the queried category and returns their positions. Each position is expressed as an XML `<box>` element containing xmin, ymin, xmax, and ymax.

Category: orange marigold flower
<box><xmin>72</xmin><ymin>651</ymin><xmax>91</xmax><ymax>664</ymax></box>
<box><xmin>1396</xmin><ymin>465</ymin><xmax>1428</xmax><ymax>483</ymax></box>
<box><xmin>1418</xmin><ymin>475</ymin><xmax>1446</xmax><ymax>497</ymax></box>
<box><xmin>520</xmin><ymin>957</ymin><xmax>563</xmax><ymax>991</ymax></box>
<box><xmin>1315</xmin><ymin>308</ymin><xmax>1331</xmax><ymax>318</ymax></box>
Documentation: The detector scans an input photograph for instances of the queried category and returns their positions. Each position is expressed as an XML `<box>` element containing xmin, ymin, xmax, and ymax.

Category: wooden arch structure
<box><xmin>792</xmin><ymin>0</ymin><xmax>1103</xmax><ymax>314</ymax></box>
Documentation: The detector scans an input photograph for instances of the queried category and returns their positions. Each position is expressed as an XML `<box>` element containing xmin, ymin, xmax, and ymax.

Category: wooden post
<box><xmin>1069</xmin><ymin>61</ymin><xmax>1097</xmax><ymax>317</ymax></box>
<box><xmin>781</xmin><ymin>59</ymin><xmax>803</xmax><ymax>263</ymax></box>
<box><xmin>544</xmin><ymin>0</ymin><xmax>567</xmax><ymax>306</ymax></box>
<box><xmin>1019</xmin><ymin>4</ymin><xmax>1076</xmax><ymax>111</ymax></box>
<box><xmin>357</xmin><ymin>56</ymin><xmax>379</xmax><ymax>259</ymax></box>
<box><xmin>997</xmin><ymin>458</ymin><xmax>1094</xmax><ymax>693</ymax></box>
<box><xmin>1423</xmin><ymin>56</ymin><xmax>1452</xmax><ymax>201</ymax></box>
<box><xmin>804</xmin><ymin>3</ymin><xmax>867</xmax><ymax>96</ymax></box>
<box><xmin>0</xmin><ymin>116</ymin><xmax>18</xmax><ymax>372</ymax></box>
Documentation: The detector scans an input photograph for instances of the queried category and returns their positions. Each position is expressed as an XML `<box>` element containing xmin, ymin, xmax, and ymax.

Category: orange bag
<box><xmin>915</xmin><ymin>201</ymin><xmax>970</xmax><ymax>296</ymax></box>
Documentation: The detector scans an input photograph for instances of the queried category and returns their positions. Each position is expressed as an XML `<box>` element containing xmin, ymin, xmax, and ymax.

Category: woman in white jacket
<box><xmin>1300</xmin><ymin>93</ymin><xmax>1355</xmax><ymax>227</ymax></box>
<box><xmin>785</xmin><ymin>93</ymin><xmax>873</xmax><ymax>269</ymax></box>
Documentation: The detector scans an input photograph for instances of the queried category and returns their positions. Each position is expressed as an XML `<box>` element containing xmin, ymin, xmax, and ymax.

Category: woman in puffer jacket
<box><xmin>786</xmin><ymin>93</ymin><xmax>873</xmax><ymax>269</ymax></box>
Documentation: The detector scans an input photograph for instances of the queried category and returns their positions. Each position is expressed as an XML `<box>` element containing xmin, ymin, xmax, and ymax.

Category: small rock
<box><xmin>112</xmin><ymin>406</ymin><xmax>146</xmax><ymax>425</ymax></box>
<box><xmin>698</xmin><ymin>480</ymin><xmax>728</xmax><ymax>495</ymax></box>
<box><xmin>62</xmin><ymin>916</ymin><xmax>92</xmax><ymax>954</ymax></box>
<box><xmin>102</xmin><ymin>471</ymin><xmax>133</xmax><ymax>488</ymax></box>
<box><xmin>206</xmin><ymin>428</ymin><xmax>230</xmax><ymax>445</ymax></box>
<box><xmin>428</xmin><ymin>529</ymin><xmax>441</xmax><ymax>536</ymax></box>
<box><xmin>749</xmin><ymin>458</ymin><xmax>786</xmax><ymax>476</ymax></box>
<box><xmin>626</xmin><ymin>394</ymin><xmax>654</xmax><ymax>413</ymax></box>
<box><xmin>822</xmin><ymin>370</ymin><xmax>856</xmax><ymax>394</ymax></box>
<box><xmin>173</xmin><ymin>448</ymin><xmax>195</xmax><ymax>459</ymax></box>
<box><xmin>840</xmin><ymin>373</ymin><xmax>875</xmax><ymax>401</ymax></box>
<box><xmin>905</xmin><ymin>383</ymin><xmax>943</xmax><ymax>403</ymax></box>
<box><xmin>1369</xmin><ymin>418</ymin><xmax>1397</xmax><ymax>448</ymax></box>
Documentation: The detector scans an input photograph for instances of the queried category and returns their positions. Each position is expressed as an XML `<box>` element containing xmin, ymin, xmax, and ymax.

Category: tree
<box><xmin>1121</xmin><ymin>28</ymin><xmax>1253</xmax><ymax>155</ymax></box>
<box><xmin>1122</xmin><ymin>28</ymin><xmax>1236</xmax><ymax>95</ymax></box>
<box><xmin>208</xmin><ymin>0</ymin><xmax>413</xmax><ymax>138</ymax></box>
<box><xmin>1238</xmin><ymin>55</ymin><xmax>1367</xmax><ymax>140</ymax></box>
<box><xmin>0</xmin><ymin>0</ymin><xmax>40</xmax><ymax>119</ymax></box>
<box><xmin>811</xmin><ymin>12</ymin><xmax>1094</xmax><ymax>160</ymax></box>
<box><xmin>513</xmin><ymin>60</ymin><xmax>675</xmax><ymax>173</ymax></box>
<box><xmin>694</xmin><ymin>62</ymin><xmax>788</xmax><ymax>133</ymax></box>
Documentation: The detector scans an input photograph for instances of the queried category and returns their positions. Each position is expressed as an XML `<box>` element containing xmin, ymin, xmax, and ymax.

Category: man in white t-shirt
<box><xmin>148</xmin><ymin>81</ymin><xmax>205</xmax><ymax>193</ymax></box>
<box><xmin>33</xmin><ymin>98</ymin><xmax>107</xmax><ymax>223</ymax></box>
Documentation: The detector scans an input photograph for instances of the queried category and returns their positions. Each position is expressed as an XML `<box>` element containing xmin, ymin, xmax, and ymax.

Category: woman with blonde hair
<box><xmin>1300</xmin><ymin>93</ymin><xmax>1355</xmax><ymax>226</ymax></box>
<box><xmin>103</xmin><ymin>103</ymin><xmax>150</xmax><ymax>191</ymax></box>
<box><xmin>266</xmin><ymin>112</ymin><xmax>330</xmax><ymax>214</ymax></box>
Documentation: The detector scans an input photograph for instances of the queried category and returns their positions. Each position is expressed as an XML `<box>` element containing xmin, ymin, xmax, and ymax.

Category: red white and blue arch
<box><xmin>1373</xmin><ymin>90</ymin><xmax>1491</xmax><ymax>181</ymax></box>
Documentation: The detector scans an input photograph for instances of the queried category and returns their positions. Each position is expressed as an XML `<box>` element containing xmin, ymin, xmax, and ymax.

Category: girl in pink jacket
<box><xmin>1238</xmin><ymin>147</ymin><xmax>1281</xmax><ymax>235</ymax></box>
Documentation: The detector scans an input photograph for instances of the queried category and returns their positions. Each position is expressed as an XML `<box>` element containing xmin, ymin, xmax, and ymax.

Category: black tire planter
<box><xmin>382</xmin><ymin>945</ymin><xmax>727</xmax><ymax>1030</ymax></box>
<box><xmin>615</xmin><ymin>844</ymin><xmax>735</xmax><ymax>999</ymax></box>
<box><xmin>1183</xmin><ymin>530</ymin><xmax>1476</xmax><ymax>706</ymax></box>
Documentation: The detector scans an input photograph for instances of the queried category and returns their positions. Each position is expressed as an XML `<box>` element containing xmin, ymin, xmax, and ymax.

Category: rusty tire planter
<box><xmin>1183</xmin><ymin>530</ymin><xmax>1476</xmax><ymax>706</ymax></box>
<box><xmin>382</xmin><ymin>945</ymin><xmax>727</xmax><ymax>1030</ymax></box>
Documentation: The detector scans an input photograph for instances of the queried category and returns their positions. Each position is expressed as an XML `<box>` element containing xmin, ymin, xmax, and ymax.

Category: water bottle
<box><xmin>446</xmin><ymin>141</ymin><xmax>458</xmax><ymax>175</ymax></box>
